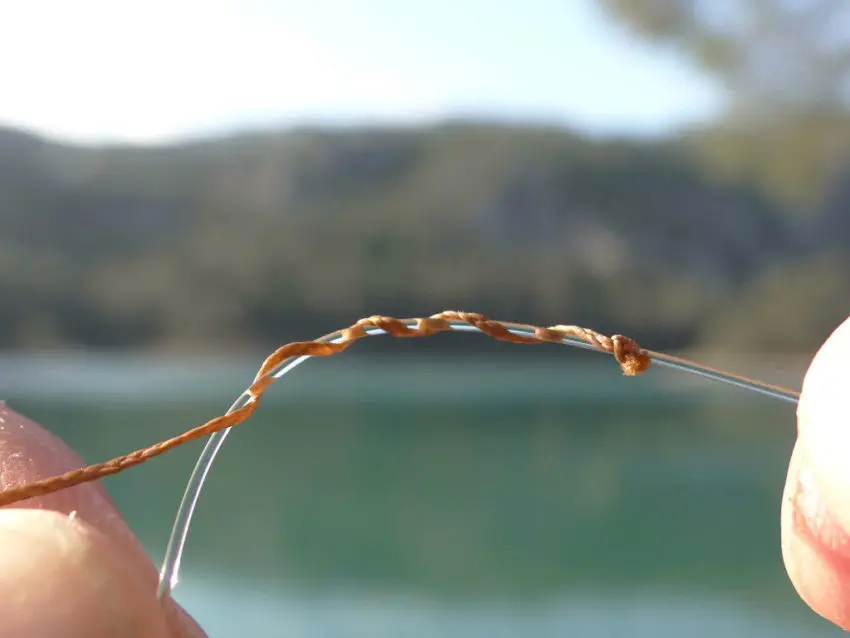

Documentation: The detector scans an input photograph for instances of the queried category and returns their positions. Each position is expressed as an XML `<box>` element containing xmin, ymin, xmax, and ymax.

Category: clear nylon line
<box><xmin>156</xmin><ymin>320</ymin><xmax>799</xmax><ymax>599</ymax></box>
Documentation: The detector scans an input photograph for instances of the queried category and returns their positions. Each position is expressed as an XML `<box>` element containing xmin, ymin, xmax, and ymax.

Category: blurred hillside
<box><xmin>1</xmin><ymin>120</ymin><xmax>848</xmax><ymax>354</ymax></box>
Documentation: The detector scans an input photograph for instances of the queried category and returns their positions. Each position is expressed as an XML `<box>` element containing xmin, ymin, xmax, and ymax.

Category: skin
<box><xmin>0</xmin><ymin>402</ymin><xmax>206</xmax><ymax>637</ymax></box>
<box><xmin>1</xmin><ymin>316</ymin><xmax>849</xmax><ymax>634</ymax></box>
<box><xmin>783</xmin><ymin>315</ymin><xmax>850</xmax><ymax>629</ymax></box>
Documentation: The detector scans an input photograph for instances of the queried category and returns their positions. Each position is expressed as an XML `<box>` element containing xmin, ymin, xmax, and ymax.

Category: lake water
<box><xmin>1</xmin><ymin>352</ymin><xmax>842</xmax><ymax>637</ymax></box>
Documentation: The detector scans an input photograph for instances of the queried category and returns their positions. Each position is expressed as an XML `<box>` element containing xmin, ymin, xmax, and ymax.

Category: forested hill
<box><xmin>1</xmin><ymin>122</ymin><xmax>847</xmax><ymax>353</ymax></box>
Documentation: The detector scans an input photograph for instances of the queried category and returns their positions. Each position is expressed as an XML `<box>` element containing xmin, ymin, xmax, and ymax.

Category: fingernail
<box><xmin>795</xmin><ymin>466</ymin><xmax>850</xmax><ymax>558</ymax></box>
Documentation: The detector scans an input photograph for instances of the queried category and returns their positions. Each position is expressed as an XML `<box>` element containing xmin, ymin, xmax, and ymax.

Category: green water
<box><xmin>2</xmin><ymin>354</ymin><xmax>841</xmax><ymax>637</ymax></box>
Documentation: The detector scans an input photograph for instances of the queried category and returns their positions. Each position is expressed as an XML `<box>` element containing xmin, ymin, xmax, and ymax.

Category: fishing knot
<box><xmin>0</xmin><ymin>311</ymin><xmax>657</xmax><ymax>508</ymax></box>
<box><xmin>611</xmin><ymin>335</ymin><xmax>651</xmax><ymax>376</ymax></box>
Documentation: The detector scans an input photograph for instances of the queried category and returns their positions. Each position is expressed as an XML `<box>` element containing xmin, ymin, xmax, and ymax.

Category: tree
<box><xmin>599</xmin><ymin>0</ymin><xmax>850</xmax><ymax>208</ymax></box>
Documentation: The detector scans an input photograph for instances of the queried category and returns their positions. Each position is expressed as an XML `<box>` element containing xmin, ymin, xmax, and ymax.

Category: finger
<box><xmin>795</xmin><ymin>317</ymin><xmax>850</xmax><ymax>534</ymax></box>
<box><xmin>0</xmin><ymin>403</ymin><xmax>205</xmax><ymax>637</ymax></box>
<box><xmin>0</xmin><ymin>508</ymin><xmax>175</xmax><ymax>637</ymax></box>
<box><xmin>782</xmin><ymin>317</ymin><xmax>850</xmax><ymax>628</ymax></box>
<box><xmin>0</xmin><ymin>402</ymin><xmax>153</xmax><ymax>575</ymax></box>
<box><xmin>781</xmin><ymin>440</ymin><xmax>850</xmax><ymax>628</ymax></box>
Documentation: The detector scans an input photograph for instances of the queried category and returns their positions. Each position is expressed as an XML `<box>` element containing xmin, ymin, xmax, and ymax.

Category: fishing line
<box><xmin>153</xmin><ymin>314</ymin><xmax>800</xmax><ymax>599</ymax></box>
<box><xmin>0</xmin><ymin>310</ymin><xmax>801</xmax><ymax>598</ymax></box>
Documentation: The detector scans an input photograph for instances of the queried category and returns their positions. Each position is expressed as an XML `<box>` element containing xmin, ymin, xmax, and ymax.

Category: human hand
<box><xmin>783</xmin><ymin>316</ymin><xmax>850</xmax><ymax>629</ymax></box>
<box><xmin>0</xmin><ymin>403</ymin><xmax>205</xmax><ymax>637</ymax></box>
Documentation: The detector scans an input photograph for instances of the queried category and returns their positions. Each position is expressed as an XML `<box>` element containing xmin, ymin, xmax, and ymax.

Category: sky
<box><xmin>1</xmin><ymin>0</ymin><xmax>725</xmax><ymax>145</ymax></box>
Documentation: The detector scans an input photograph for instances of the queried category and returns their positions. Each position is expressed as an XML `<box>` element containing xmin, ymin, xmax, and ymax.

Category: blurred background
<box><xmin>2</xmin><ymin>0</ymin><xmax>849</xmax><ymax>635</ymax></box>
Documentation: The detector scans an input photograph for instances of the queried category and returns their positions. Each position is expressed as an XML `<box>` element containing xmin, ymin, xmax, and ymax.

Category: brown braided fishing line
<box><xmin>0</xmin><ymin>311</ymin><xmax>651</xmax><ymax>507</ymax></box>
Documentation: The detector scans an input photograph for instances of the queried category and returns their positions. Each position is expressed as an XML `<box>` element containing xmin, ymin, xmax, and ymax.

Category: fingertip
<box><xmin>0</xmin><ymin>404</ymin><xmax>157</xmax><ymax>582</ymax></box>
<box><xmin>796</xmin><ymin>315</ymin><xmax>850</xmax><ymax>435</ymax></box>
<box><xmin>0</xmin><ymin>508</ymin><xmax>171</xmax><ymax>638</ymax></box>
<box><xmin>781</xmin><ymin>317</ymin><xmax>850</xmax><ymax>628</ymax></box>
<box><xmin>0</xmin><ymin>406</ymin><xmax>206</xmax><ymax>636</ymax></box>
<box><xmin>795</xmin><ymin>317</ymin><xmax>850</xmax><ymax>534</ymax></box>
<box><xmin>781</xmin><ymin>442</ymin><xmax>850</xmax><ymax>629</ymax></box>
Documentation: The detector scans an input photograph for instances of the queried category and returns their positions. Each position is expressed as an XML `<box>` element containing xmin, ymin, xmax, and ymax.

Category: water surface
<box><xmin>2</xmin><ymin>354</ymin><xmax>839</xmax><ymax>637</ymax></box>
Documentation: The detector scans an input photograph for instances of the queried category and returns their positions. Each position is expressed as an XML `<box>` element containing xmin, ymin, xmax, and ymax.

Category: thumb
<box><xmin>0</xmin><ymin>508</ymin><xmax>174</xmax><ymax>638</ymax></box>
<box><xmin>0</xmin><ymin>403</ymin><xmax>205</xmax><ymax>637</ymax></box>
<box><xmin>782</xmin><ymin>316</ymin><xmax>850</xmax><ymax>629</ymax></box>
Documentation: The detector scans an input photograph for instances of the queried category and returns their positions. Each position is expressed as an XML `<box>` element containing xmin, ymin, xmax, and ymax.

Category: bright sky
<box><xmin>1</xmin><ymin>0</ymin><xmax>724</xmax><ymax>144</ymax></box>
